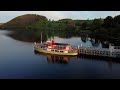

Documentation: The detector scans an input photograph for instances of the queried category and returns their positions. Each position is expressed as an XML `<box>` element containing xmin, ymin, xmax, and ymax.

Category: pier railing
<box><xmin>78</xmin><ymin>46</ymin><xmax>120</xmax><ymax>58</ymax></box>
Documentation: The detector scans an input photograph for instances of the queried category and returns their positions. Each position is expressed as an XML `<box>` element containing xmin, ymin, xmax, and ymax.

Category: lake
<box><xmin>0</xmin><ymin>30</ymin><xmax>120</xmax><ymax>79</ymax></box>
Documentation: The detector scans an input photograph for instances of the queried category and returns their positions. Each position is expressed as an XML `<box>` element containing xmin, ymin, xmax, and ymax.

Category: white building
<box><xmin>109</xmin><ymin>44</ymin><xmax>120</xmax><ymax>58</ymax></box>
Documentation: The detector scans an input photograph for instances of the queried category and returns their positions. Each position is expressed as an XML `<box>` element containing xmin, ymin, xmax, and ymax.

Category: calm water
<box><xmin>0</xmin><ymin>30</ymin><xmax>120</xmax><ymax>79</ymax></box>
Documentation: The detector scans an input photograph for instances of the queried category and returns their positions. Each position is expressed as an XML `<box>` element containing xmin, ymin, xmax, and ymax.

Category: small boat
<box><xmin>34</xmin><ymin>40</ymin><xmax>78</xmax><ymax>56</ymax></box>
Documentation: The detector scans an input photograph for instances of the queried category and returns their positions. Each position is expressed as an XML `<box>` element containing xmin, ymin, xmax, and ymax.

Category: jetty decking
<box><xmin>78</xmin><ymin>45</ymin><xmax>120</xmax><ymax>58</ymax></box>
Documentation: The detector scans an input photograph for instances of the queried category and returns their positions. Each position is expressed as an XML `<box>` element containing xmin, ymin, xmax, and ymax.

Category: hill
<box><xmin>0</xmin><ymin>23</ymin><xmax>4</xmax><ymax>25</ymax></box>
<box><xmin>0</xmin><ymin>14</ymin><xmax>48</xmax><ymax>30</ymax></box>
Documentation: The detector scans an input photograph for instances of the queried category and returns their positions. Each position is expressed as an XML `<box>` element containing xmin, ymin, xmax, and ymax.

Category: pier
<box><xmin>78</xmin><ymin>44</ymin><xmax>120</xmax><ymax>58</ymax></box>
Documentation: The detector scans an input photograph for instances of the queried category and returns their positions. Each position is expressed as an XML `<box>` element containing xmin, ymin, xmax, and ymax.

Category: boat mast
<box><xmin>47</xmin><ymin>34</ymin><xmax>48</xmax><ymax>40</ymax></box>
<box><xmin>41</xmin><ymin>32</ymin><xmax>42</xmax><ymax>44</ymax></box>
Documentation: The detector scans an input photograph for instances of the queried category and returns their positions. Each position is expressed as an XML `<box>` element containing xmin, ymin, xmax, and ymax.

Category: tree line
<box><xmin>0</xmin><ymin>14</ymin><xmax>120</xmax><ymax>38</ymax></box>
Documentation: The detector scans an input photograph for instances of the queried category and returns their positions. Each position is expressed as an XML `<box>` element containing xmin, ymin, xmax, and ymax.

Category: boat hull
<box><xmin>34</xmin><ymin>48</ymin><xmax>78</xmax><ymax>56</ymax></box>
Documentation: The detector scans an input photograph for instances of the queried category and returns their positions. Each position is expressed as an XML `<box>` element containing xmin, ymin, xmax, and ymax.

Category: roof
<box><xmin>54</xmin><ymin>43</ymin><xmax>69</xmax><ymax>46</ymax></box>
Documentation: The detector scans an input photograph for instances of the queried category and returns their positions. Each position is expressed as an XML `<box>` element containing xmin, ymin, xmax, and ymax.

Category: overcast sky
<box><xmin>0</xmin><ymin>11</ymin><xmax>120</xmax><ymax>23</ymax></box>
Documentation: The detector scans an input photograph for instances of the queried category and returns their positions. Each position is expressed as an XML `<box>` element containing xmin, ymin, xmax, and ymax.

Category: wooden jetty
<box><xmin>78</xmin><ymin>44</ymin><xmax>120</xmax><ymax>58</ymax></box>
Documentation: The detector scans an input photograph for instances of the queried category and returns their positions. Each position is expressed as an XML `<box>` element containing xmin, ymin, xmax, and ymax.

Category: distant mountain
<box><xmin>0</xmin><ymin>14</ymin><xmax>48</xmax><ymax>30</ymax></box>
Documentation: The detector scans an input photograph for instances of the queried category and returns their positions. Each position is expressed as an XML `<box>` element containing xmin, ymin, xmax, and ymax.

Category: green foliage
<box><xmin>92</xmin><ymin>18</ymin><xmax>103</xmax><ymax>29</ymax></box>
<box><xmin>112</xmin><ymin>15</ymin><xmax>120</xmax><ymax>28</ymax></box>
<box><xmin>81</xmin><ymin>22</ymin><xmax>88</xmax><ymax>29</ymax></box>
<box><xmin>91</xmin><ymin>15</ymin><xmax>120</xmax><ymax>38</ymax></box>
<box><xmin>74</xmin><ymin>20</ymin><xmax>93</xmax><ymax>26</ymax></box>
<box><xmin>103</xmin><ymin>16</ymin><xmax>113</xmax><ymax>27</ymax></box>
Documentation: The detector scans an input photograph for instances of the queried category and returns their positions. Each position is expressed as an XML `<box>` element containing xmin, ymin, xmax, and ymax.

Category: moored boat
<box><xmin>34</xmin><ymin>40</ymin><xmax>78</xmax><ymax>56</ymax></box>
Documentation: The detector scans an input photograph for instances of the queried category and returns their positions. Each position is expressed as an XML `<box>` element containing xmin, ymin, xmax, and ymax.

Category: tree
<box><xmin>66</xmin><ymin>20</ymin><xmax>76</xmax><ymax>30</ymax></box>
<box><xmin>92</xmin><ymin>18</ymin><xmax>103</xmax><ymax>29</ymax></box>
<box><xmin>112</xmin><ymin>15</ymin><xmax>120</xmax><ymax>28</ymax></box>
<box><xmin>81</xmin><ymin>22</ymin><xmax>88</xmax><ymax>29</ymax></box>
<box><xmin>67</xmin><ymin>20</ymin><xmax>75</xmax><ymax>27</ymax></box>
<box><xmin>103</xmin><ymin>16</ymin><xmax>113</xmax><ymax>28</ymax></box>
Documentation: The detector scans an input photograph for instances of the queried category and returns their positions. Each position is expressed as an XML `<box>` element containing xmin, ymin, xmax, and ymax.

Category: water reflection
<box><xmin>6</xmin><ymin>30</ymin><xmax>120</xmax><ymax>48</ymax></box>
<box><xmin>47</xmin><ymin>55</ymin><xmax>70</xmax><ymax>64</ymax></box>
<box><xmin>90</xmin><ymin>39</ymin><xmax>100</xmax><ymax>47</ymax></box>
<box><xmin>81</xmin><ymin>36</ymin><xmax>88</xmax><ymax>43</ymax></box>
<box><xmin>34</xmin><ymin>51</ymin><xmax>78</xmax><ymax>64</ymax></box>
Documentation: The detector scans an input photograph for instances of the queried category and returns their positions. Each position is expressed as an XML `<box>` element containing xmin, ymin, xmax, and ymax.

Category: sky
<box><xmin>0</xmin><ymin>11</ymin><xmax>120</xmax><ymax>23</ymax></box>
